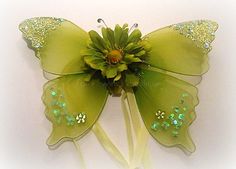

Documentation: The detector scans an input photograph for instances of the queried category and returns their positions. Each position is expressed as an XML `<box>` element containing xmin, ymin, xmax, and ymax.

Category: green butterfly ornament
<box><xmin>19</xmin><ymin>17</ymin><xmax>218</xmax><ymax>153</ymax></box>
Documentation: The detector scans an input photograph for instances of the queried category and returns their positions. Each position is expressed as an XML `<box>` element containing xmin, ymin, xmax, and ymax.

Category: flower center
<box><xmin>106</xmin><ymin>50</ymin><xmax>123</xmax><ymax>64</ymax></box>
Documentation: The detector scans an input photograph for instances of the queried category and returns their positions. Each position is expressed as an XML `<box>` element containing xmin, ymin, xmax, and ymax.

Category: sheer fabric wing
<box><xmin>19</xmin><ymin>17</ymin><xmax>89</xmax><ymax>75</ymax></box>
<box><xmin>144</xmin><ymin>20</ymin><xmax>218</xmax><ymax>75</ymax></box>
<box><xmin>134</xmin><ymin>69</ymin><xmax>198</xmax><ymax>153</ymax></box>
<box><xmin>43</xmin><ymin>74</ymin><xmax>108</xmax><ymax>148</ymax></box>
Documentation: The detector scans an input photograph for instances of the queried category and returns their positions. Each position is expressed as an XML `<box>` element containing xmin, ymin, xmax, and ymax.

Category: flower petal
<box><xmin>128</xmin><ymin>29</ymin><xmax>142</xmax><ymax>43</ymax></box>
<box><xmin>105</xmin><ymin>66</ymin><xmax>118</xmax><ymax>78</ymax></box>
<box><xmin>114</xmin><ymin>24</ymin><xmax>123</xmax><ymax>47</ymax></box>
<box><xmin>103</xmin><ymin>28</ymin><xmax>115</xmax><ymax>49</ymax></box>
<box><xmin>89</xmin><ymin>30</ymin><xmax>108</xmax><ymax>51</ymax></box>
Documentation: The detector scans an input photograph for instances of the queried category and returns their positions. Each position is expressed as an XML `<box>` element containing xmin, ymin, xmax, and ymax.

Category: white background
<box><xmin>0</xmin><ymin>0</ymin><xmax>236</xmax><ymax>169</ymax></box>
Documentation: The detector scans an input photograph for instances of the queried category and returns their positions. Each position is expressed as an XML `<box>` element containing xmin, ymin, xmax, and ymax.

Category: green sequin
<box><xmin>61</xmin><ymin>102</ymin><xmax>66</xmax><ymax>107</ymax></box>
<box><xmin>57</xmin><ymin>102</ymin><xmax>66</xmax><ymax>108</ymax></box>
<box><xmin>172</xmin><ymin>131</ymin><xmax>179</xmax><ymax>137</ymax></box>
<box><xmin>66</xmin><ymin>115</ymin><xmax>76</xmax><ymax>126</ymax></box>
<box><xmin>178</xmin><ymin>114</ymin><xmax>185</xmax><ymax>120</ymax></box>
<box><xmin>161</xmin><ymin>121</ymin><xmax>170</xmax><ymax>130</ymax></box>
<box><xmin>52</xmin><ymin>109</ymin><xmax>60</xmax><ymax>117</ymax></box>
<box><xmin>51</xmin><ymin>91</ymin><xmax>57</xmax><ymax>97</ymax></box>
<box><xmin>174</xmin><ymin>107</ymin><xmax>180</xmax><ymax>113</ymax></box>
<box><xmin>169</xmin><ymin>113</ymin><xmax>175</xmax><ymax>120</ymax></box>
<box><xmin>175</xmin><ymin>121</ymin><xmax>183</xmax><ymax>129</ymax></box>
<box><xmin>151</xmin><ymin>121</ymin><xmax>160</xmax><ymax>131</ymax></box>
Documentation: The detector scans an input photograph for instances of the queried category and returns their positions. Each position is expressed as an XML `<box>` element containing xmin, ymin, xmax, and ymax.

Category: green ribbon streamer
<box><xmin>73</xmin><ymin>139</ymin><xmax>87</xmax><ymax>169</ymax></box>
<box><xmin>125</xmin><ymin>88</ymin><xmax>152</xmax><ymax>169</ymax></box>
<box><xmin>121</xmin><ymin>91</ymin><xmax>134</xmax><ymax>162</ymax></box>
<box><xmin>91</xmin><ymin>88</ymin><xmax>152</xmax><ymax>169</ymax></box>
<box><xmin>93</xmin><ymin>123</ymin><xmax>129</xmax><ymax>169</ymax></box>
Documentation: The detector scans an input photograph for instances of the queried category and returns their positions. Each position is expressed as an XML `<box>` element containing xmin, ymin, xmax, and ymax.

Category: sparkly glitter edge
<box><xmin>19</xmin><ymin>17</ymin><xmax>65</xmax><ymax>50</ymax></box>
<box><xmin>170</xmin><ymin>20</ymin><xmax>218</xmax><ymax>54</ymax></box>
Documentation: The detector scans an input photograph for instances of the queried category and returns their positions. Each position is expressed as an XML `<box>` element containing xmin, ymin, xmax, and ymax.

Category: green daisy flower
<box><xmin>83</xmin><ymin>22</ymin><xmax>151</xmax><ymax>95</ymax></box>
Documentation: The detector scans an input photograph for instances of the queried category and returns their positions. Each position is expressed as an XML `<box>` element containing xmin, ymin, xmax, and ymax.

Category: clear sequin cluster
<box><xmin>19</xmin><ymin>17</ymin><xmax>64</xmax><ymax>50</ymax></box>
<box><xmin>171</xmin><ymin>20</ymin><xmax>218</xmax><ymax>53</ymax></box>
<box><xmin>151</xmin><ymin>93</ymin><xmax>190</xmax><ymax>137</ymax></box>
<box><xmin>49</xmin><ymin>87</ymin><xmax>87</xmax><ymax>126</ymax></box>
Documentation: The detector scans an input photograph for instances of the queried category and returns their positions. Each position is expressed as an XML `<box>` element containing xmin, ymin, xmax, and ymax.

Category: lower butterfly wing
<box><xmin>144</xmin><ymin>20</ymin><xmax>218</xmax><ymax>75</ymax></box>
<box><xmin>42</xmin><ymin>74</ymin><xmax>108</xmax><ymax>148</ymax></box>
<box><xmin>134</xmin><ymin>69</ymin><xmax>198</xmax><ymax>153</ymax></box>
<box><xmin>19</xmin><ymin>17</ymin><xmax>89</xmax><ymax>75</ymax></box>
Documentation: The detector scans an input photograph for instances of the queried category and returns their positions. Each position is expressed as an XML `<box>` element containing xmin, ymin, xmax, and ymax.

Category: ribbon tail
<box><xmin>73</xmin><ymin>139</ymin><xmax>87</xmax><ymax>169</ymax></box>
<box><xmin>125</xmin><ymin>88</ymin><xmax>152</xmax><ymax>169</ymax></box>
<box><xmin>130</xmin><ymin>127</ymin><xmax>149</xmax><ymax>169</ymax></box>
<box><xmin>93</xmin><ymin>122</ymin><xmax>129</xmax><ymax>169</ymax></box>
<box><xmin>143</xmin><ymin>146</ymin><xmax>153</xmax><ymax>169</ymax></box>
<box><xmin>121</xmin><ymin>91</ymin><xmax>134</xmax><ymax>162</ymax></box>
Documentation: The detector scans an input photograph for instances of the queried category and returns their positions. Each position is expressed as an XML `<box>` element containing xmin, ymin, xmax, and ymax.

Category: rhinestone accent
<box><xmin>76</xmin><ymin>112</ymin><xmax>87</xmax><ymax>124</ymax></box>
<box><xmin>155</xmin><ymin>110</ymin><xmax>165</xmax><ymax>119</ymax></box>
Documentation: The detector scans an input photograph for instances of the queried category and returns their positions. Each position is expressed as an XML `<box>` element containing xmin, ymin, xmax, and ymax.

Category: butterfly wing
<box><xmin>144</xmin><ymin>20</ymin><xmax>218</xmax><ymax>75</ymax></box>
<box><xmin>134</xmin><ymin>20</ymin><xmax>218</xmax><ymax>153</ymax></box>
<box><xmin>19</xmin><ymin>17</ymin><xmax>89</xmax><ymax>75</ymax></box>
<box><xmin>43</xmin><ymin>74</ymin><xmax>108</xmax><ymax>148</ymax></box>
<box><xmin>134</xmin><ymin>68</ymin><xmax>198</xmax><ymax>153</ymax></box>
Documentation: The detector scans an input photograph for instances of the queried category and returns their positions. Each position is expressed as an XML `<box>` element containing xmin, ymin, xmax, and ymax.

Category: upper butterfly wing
<box><xmin>43</xmin><ymin>74</ymin><xmax>108</xmax><ymax>148</ymax></box>
<box><xmin>19</xmin><ymin>17</ymin><xmax>89</xmax><ymax>75</ymax></box>
<box><xmin>134</xmin><ymin>69</ymin><xmax>198</xmax><ymax>153</ymax></box>
<box><xmin>144</xmin><ymin>20</ymin><xmax>218</xmax><ymax>75</ymax></box>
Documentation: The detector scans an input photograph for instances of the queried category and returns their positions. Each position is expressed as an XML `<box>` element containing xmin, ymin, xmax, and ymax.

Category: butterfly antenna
<box><xmin>97</xmin><ymin>18</ymin><xmax>108</xmax><ymax>28</ymax></box>
<box><xmin>129</xmin><ymin>23</ymin><xmax>138</xmax><ymax>33</ymax></box>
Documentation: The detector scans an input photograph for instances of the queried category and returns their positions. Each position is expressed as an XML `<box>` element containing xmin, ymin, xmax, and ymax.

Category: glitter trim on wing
<box><xmin>19</xmin><ymin>17</ymin><xmax>64</xmax><ymax>51</ymax></box>
<box><xmin>171</xmin><ymin>20</ymin><xmax>218</xmax><ymax>53</ymax></box>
